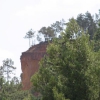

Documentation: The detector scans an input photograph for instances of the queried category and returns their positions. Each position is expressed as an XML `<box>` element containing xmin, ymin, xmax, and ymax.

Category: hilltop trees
<box><xmin>25</xmin><ymin>29</ymin><xmax>35</xmax><ymax>47</ymax></box>
<box><xmin>38</xmin><ymin>26</ymin><xmax>55</xmax><ymax>41</ymax></box>
<box><xmin>31</xmin><ymin>18</ymin><xmax>100</xmax><ymax>100</ymax></box>
<box><xmin>76</xmin><ymin>11</ymin><xmax>96</xmax><ymax>39</ymax></box>
<box><xmin>93</xmin><ymin>10</ymin><xmax>100</xmax><ymax>51</ymax></box>
<box><xmin>37</xmin><ymin>19</ymin><xmax>65</xmax><ymax>41</ymax></box>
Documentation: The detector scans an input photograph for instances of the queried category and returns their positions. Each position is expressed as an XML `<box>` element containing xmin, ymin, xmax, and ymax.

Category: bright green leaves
<box><xmin>53</xmin><ymin>87</ymin><xmax>69</xmax><ymax>100</ymax></box>
<box><xmin>31</xmin><ymin>18</ymin><xmax>100</xmax><ymax>100</ymax></box>
<box><xmin>65</xmin><ymin>18</ymin><xmax>81</xmax><ymax>39</ymax></box>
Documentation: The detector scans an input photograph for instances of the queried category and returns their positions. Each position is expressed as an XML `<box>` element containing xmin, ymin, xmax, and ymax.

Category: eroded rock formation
<box><xmin>20</xmin><ymin>42</ymin><xmax>48</xmax><ymax>90</ymax></box>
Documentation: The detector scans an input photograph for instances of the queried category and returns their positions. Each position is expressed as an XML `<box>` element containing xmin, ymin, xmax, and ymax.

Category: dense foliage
<box><xmin>0</xmin><ymin>59</ymin><xmax>38</xmax><ymax>100</ymax></box>
<box><xmin>31</xmin><ymin>17</ymin><xmax>100</xmax><ymax>100</ymax></box>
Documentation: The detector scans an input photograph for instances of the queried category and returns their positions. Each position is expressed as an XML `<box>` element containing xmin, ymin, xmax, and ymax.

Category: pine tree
<box><xmin>2</xmin><ymin>58</ymin><xmax>16</xmax><ymax>82</ymax></box>
<box><xmin>31</xmin><ymin>18</ymin><xmax>100</xmax><ymax>100</ymax></box>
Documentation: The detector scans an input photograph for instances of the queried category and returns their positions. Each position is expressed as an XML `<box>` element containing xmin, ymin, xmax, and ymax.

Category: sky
<box><xmin>0</xmin><ymin>0</ymin><xmax>100</xmax><ymax>78</ymax></box>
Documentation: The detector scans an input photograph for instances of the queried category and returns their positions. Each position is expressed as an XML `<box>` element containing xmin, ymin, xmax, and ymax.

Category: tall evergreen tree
<box><xmin>2</xmin><ymin>58</ymin><xmax>16</xmax><ymax>82</ymax></box>
<box><xmin>31</xmin><ymin>18</ymin><xmax>100</xmax><ymax>100</ymax></box>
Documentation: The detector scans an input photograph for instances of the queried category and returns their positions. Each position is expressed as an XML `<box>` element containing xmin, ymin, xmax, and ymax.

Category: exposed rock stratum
<box><xmin>20</xmin><ymin>42</ymin><xmax>48</xmax><ymax>90</ymax></box>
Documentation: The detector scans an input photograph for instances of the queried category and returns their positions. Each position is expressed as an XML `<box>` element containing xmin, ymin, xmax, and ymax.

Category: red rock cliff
<box><xmin>20</xmin><ymin>42</ymin><xmax>48</xmax><ymax>90</ymax></box>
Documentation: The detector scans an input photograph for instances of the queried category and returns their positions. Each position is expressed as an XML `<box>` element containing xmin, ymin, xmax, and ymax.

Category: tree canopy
<box><xmin>31</xmin><ymin>18</ymin><xmax>100</xmax><ymax>100</ymax></box>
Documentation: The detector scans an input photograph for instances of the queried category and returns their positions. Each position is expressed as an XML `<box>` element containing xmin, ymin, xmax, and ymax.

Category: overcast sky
<box><xmin>0</xmin><ymin>0</ymin><xmax>100</xmax><ymax>78</ymax></box>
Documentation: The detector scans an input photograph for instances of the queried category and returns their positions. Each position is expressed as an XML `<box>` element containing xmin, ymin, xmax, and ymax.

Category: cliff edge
<box><xmin>20</xmin><ymin>42</ymin><xmax>48</xmax><ymax>90</ymax></box>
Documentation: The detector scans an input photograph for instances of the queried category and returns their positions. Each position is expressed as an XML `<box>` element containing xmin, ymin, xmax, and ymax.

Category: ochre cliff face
<box><xmin>20</xmin><ymin>42</ymin><xmax>48</xmax><ymax>90</ymax></box>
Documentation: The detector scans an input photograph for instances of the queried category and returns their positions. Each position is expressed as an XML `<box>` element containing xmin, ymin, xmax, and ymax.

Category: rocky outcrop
<box><xmin>20</xmin><ymin>42</ymin><xmax>48</xmax><ymax>90</ymax></box>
